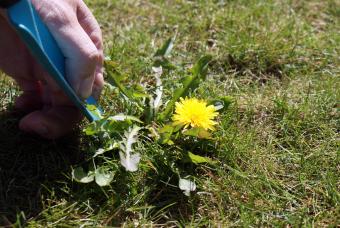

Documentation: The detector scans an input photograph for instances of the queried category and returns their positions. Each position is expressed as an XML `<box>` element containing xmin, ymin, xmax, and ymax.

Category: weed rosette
<box><xmin>72</xmin><ymin>38</ymin><xmax>233</xmax><ymax>196</ymax></box>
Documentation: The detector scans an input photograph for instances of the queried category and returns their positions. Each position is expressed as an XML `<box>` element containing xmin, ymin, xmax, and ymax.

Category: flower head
<box><xmin>173</xmin><ymin>97</ymin><xmax>218</xmax><ymax>131</ymax></box>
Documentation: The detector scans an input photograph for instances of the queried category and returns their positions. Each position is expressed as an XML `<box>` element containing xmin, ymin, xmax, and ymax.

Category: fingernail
<box><xmin>79</xmin><ymin>77</ymin><xmax>93</xmax><ymax>99</ymax></box>
<box><xmin>35</xmin><ymin>125</ymin><xmax>49</xmax><ymax>136</ymax></box>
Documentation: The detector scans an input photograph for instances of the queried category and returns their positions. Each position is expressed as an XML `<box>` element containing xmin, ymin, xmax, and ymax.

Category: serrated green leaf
<box><xmin>119</xmin><ymin>126</ymin><xmax>142</xmax><ymax>172</ymax></box>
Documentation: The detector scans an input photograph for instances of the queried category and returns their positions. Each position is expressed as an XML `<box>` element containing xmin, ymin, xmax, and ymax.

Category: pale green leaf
<box><xmin>187</xmin><ymin>152</ymin><xmax>214</xmax><ymax>165</ymax></box>
<box><xmin>72</xmin><ymin>167</ymin><xmax>94</xmax><ymax>184</ymax></box>
<box><xmin>95</xmin><ymin>167</ymin><xmax>114</xmax><ymax>187</ymax></box>
<box><xmin>179</xmin><ymin>178</ymin><xmax>196</xmax><ymax>196</ymax></box>
<box><xmin>119</xmin><ymin>126</ymin><xmax>142</xmax><ymax>172</ymax></box>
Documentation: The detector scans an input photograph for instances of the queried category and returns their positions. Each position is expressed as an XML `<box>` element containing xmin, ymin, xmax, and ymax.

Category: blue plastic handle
<box><xmin>6</xmin><ymin>0</ymin><xmax>102</xmax><ymax>122</ymax></box>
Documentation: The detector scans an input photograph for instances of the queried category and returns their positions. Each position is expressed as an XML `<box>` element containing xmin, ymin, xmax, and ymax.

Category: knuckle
<box><xmin>83</xmin><ymin>49</ymin><xmax>100</xmax><ymax>65</ymax></box>
<box><xmin>91</xmin><ymin>33</ymin><xmax>103</xmax><ymax>50</ymax></box>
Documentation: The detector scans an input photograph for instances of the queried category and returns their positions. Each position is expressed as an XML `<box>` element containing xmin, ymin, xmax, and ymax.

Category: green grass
<box><xmin>0</xmin><ymin>0</ymin><xmax>339</xmax><ymax>226</ymax></box>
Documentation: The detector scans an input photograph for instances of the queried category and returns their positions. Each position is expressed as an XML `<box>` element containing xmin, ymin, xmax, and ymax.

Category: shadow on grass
<box><xmin>0</xmin><ymin>110</ymin><xmax>199</xmax><ymax>226</ymax></box>
<box><xmin>0</xmin><ymin>110</ymin><xmax>84</xmax><ymax>225</ymax></box>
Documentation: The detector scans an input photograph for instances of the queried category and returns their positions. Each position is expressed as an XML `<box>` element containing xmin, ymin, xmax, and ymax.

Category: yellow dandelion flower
<box><xmin>173</xmin><ymin>97</ymin><xmax>218</xmax><ymax>131</ymax></box>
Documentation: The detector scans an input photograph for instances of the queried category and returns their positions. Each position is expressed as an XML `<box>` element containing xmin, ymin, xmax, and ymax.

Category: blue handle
<box><xmin>7</xmin><ymin>0</ymin><xmax>102</xmax><ymax>122</ymax></box>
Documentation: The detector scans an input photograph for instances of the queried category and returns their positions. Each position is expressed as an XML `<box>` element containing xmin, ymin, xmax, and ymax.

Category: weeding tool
<box><xmin>1</xmin><ymin>0</ymin><xmax>102</xmax><ymax>122</ymax></box>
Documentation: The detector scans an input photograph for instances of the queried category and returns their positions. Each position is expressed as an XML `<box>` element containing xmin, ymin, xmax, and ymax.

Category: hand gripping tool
<box><xmin>1</xmin><ymin>0</ymin><xmax>102</xmax><ymax>122</ymax></box>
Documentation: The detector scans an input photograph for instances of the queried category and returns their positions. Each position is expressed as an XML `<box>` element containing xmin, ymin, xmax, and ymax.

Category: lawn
<box><xmin>0</xmin><ymin>0</ymin><xmax>339</xmax><ymax>226</ymax></box>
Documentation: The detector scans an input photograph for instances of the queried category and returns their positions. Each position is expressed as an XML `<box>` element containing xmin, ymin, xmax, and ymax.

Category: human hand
<box><xmin>0</xmin><ymin>0</ymin><xmax>104</xmax><ymax>139</ymax></box>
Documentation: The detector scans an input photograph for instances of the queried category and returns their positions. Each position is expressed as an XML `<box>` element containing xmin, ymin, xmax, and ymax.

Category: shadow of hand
<box><xmin>0</xmin><ymin>111</ymin><xmax>84</xmax><ymax>224</ymax></box>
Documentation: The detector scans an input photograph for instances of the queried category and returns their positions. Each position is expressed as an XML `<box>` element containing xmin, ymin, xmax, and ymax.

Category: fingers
<box><xmin>19</xmin><ymin>106</ymin><xmax>82</xmax><ymax>139</ymax></box>
<box><xmin>92</xmin><ymin>72</ymin><xmax>105</xmax><ymax>99</ymax></box>
<box><xmin>77</xmin><ymin>0</ymin><xmax>105</xmax><ymax>99</ymax></box>
<box><xmin>77</xmin><ymin>0</ymin><xmax>103</xmax><ymax>52</ymax></box>
<box><xmin>17</xmin><ymin>80</ymin><xmax>82</xmax><ymax>139</ymax></box>
<box><xmin>32</xmin><ymin>0</ymin><xmax>102</xmax><ymax>99</ymax></box>
<box><xmin>15</xmin><ymin>0</ymin><xmax>105</xmax><ymax>139</ymax></box>
<box><xmin>15</xmin><ymin>92</ymin><xmax>43</xmax><ymax>113</ymax></box>
<box><xmin>14</xmin><ymin>79</ymin><xmax>43</xmax><ymax>112</ymax></box>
